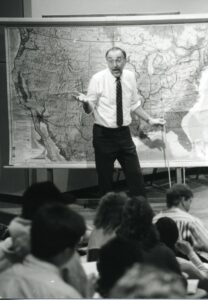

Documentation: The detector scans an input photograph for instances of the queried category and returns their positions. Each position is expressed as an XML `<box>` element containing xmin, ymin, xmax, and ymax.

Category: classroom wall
<box><xmin>30</xmin><ymin>0</ymin><xmax>208</xmax><ymax>17</ymax></box>
<box><xmin>0</xmin><ymin>0</ymin><xmax>28</xmax><ymax>195</ymax></box>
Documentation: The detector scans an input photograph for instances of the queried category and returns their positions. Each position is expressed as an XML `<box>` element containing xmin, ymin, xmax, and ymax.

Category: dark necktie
<box><xmin>116</xmin><ymin>77</ymin><xmax>123</xmax><ymax>127</ymax></box>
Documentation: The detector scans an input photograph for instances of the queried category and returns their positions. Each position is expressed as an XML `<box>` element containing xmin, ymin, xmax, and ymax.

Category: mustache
<box><xmin>112</xmin><ymin>68</ymin><xmax>120</xmax><ymax>71</ymax></box>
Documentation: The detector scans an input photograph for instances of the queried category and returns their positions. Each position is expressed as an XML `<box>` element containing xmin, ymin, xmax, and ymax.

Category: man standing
<box><xmin>74</xmin><ymin>47</ymin><xmax>165</xmax><ymax>196</ymax></box>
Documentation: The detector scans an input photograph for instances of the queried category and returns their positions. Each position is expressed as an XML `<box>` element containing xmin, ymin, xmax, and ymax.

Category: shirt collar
<box><xmin>107</xmin><ymin>68</ymin><xmax>123</xmax><ymax>82</ymax></box>
<box><xmin>166</xmin><ymin>207</ymin><xmax>185</xmax><ymax>213</ymax></box>
<box><xmin>24</xmin><ymin>254</ymin><xmax>61</xmax><ymax>276</ymax></box>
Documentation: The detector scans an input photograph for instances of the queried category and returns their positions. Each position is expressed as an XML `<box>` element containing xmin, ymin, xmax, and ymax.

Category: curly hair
<box><xmin>109</xmin><ymin>263</ymin><xmax>186</xmax><ymax>299</ymax></box>
<box><xmin>97</xmin><ymin>237</ymin><xmax>143</xmax><ymax>297</ymax></box>
<box><xmin>117</xmin><ymin>196</ymin><xmax>155</xmax><ymax>242</ymax></box>
<box><xmin>94</xmin><ymin>192</ymin><xmax>129</xmax><ymax>233</ymax></box>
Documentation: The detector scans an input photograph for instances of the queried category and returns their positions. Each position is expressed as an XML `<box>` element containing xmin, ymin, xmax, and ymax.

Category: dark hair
<box><xmin>97</xmin><ymin>236</ymin><xmax>143</xmax><ymax>297</ymax></box>
<box><xmin>117</xmin><ymin>196</ymin><xmax>154</xmax><ymax>242</ymax></box>
<box><xmin>166</xmin><ymin>184</ymin><xmax>193</xmax><ymax>208</ymax></box>
<box><xmin>144</xmin><ymin>244</ymin><xmax>182</xmax><ymax>276</ymax></box>
<box><xmin>21</xmin><ymin>181</ymin><xmax>64</xmax><ymax>220</ymax></box>
<box><xmin>31</xmin><ymin>203</ymin><xmax>86</xmax><ymax>260</ymax></box>
<box><xmin>94</xmin><ymin>192</ymin><xmax>128</xmax><ymax>233</ymax></box>
<box><xmin>105</xmin><ymin>47</ymin><xmax>127</xmax><ymax>59</ymax></box>
<box><xmin>155</xmin><ymin>217</ymin><xmax>179</xmax><ymax>250</ymax></box>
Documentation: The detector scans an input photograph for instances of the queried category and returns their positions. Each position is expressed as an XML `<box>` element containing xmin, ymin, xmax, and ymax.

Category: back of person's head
<box><xmin>94</xmin><ymin>192</ymin><xmax>128</xmax><ymax>233</ymax></box>
<box><xmin>116</xmin><ymin>196</ymin><xmax>154</xmax><ymax>241</ymax></box>
<box><xmin>144</xmin><ymin>243</ymin><xmax>182</xmax><ymax>276</ymax></box>
<box><xmin>109</xmin><ymin>263</ymin><xmax>187</xmax><ymax>299</ymax></box>
<box><xmin>21</xmin><ymin>181</ymin><xmax>64</xmax><ymax>220</ymax></box>
<box><xmin>155</xmin><ymin>217</ymin><xmax>179</xmax><ymax>250</ymax></box>
<box><xmin>166</xmin><ymin>184</ymin><xmax>193</xmax><ymax>208</ymax></box>
<box><xmin>97</xmin><ymin>236</ymin><xmax>143</xmax><ymax>297</ymax></box>
<box><xmin>31</xmin><ymin>203</ymin><xmax>86</xmax><ymax>260</ymax></box>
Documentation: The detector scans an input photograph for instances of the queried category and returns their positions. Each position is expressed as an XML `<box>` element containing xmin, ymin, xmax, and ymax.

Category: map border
<box><xmin>3</xmin><ymin>14</ymin><xmax>208</xmax><ymax>168</ymax></box>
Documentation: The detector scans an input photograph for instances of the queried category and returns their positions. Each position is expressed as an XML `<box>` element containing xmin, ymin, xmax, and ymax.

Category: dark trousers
<box><xmin>93</xmin><ymin>124</ymin><xmax>145</xmax><ymax>196</ymax></box>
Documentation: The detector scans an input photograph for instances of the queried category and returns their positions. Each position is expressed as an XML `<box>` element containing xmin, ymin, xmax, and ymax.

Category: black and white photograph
<box><xmin>1</xmin><ymin>0</ymin><xmax>208</xmax><ymax>298</ymax></box>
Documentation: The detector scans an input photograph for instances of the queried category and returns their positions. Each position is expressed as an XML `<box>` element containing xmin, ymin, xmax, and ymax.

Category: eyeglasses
<box><xmin>106</xmin><ymin>58</ymin><xmax>124</xmax><ymax>64</ymax></box>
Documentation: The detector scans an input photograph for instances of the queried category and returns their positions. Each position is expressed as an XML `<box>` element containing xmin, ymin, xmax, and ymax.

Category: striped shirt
<box><xmin>153</xmin><ymin>207</ymin><xmax>208</xmax><ymax>261</ymax></box>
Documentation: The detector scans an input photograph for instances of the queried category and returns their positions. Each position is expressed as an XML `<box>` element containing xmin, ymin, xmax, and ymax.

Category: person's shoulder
<box><xmin>181</xmin><ymin>210</ymin><xmax>197</xmax><ymax>221</ymax></box>
<box><xmin>0</xmin><ymin>260</ymin><xmax>20</xmax><ymax>279</ymax></box>
<box><xmin>188</xmin><ymin>212</ymin><xmax>205</xmax><ymax>225</ymax></box>
<box><xmin>152</xmin><ymin>211</ymin><xmax>165</xmax><ymax>223</ymax></box>
<box><xmin>124</xmin><ymin>69</ymin><xmax>134</xmax><ymax>75</ymax></box>
<box><xmin>92</xmin><ymin>69</ymin><xmax>108</xmax><ymax>80</ymax></box>
<box><xmin>88</xmin><ymin>228</ymin><xmax>105</xmax><ymax>249</ymax></box>
<box><xmin>123</xmin><ymin>69</ymin><xmax>135</xmax><ymax>78</ymax></box>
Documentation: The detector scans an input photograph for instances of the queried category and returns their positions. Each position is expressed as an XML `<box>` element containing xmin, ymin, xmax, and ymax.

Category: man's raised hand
<box><xmin>72</xmin><ymin>91</ymin><xmax>93</xmax><ymax>114</ymax></box>
<box><xmin>72</xmin><ymin>92</ymin><xmax>87</xmax><ymax>103</ymax></box>
<box><xmin>149</xmin><ymin>117</ymin><xmax>166</xmax><ymax>127</ymax></box>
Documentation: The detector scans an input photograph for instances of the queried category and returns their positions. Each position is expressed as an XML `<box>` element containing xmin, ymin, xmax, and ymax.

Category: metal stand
<box><xmin>176</xmin><ymin>167</ymin><xmax>186</xmax><ymax>184</ymax></box>
<box><xmin>47</xmin><ymin>168</ymin><xmax>54</xmax><ymax>182</ymax></box>
<box><xmin>24</xmin><ymin>168</ymin><xmax>37</xmax><ymax>187</ymax></box>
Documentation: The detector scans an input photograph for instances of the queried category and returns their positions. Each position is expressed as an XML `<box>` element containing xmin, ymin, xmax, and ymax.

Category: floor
<box><xmin>0</xmin><ymin>173</ymin><xmax>208</xmax><ymax>229</ymax></box>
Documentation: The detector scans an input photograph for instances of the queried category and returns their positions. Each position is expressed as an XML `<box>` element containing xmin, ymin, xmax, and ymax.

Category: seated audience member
<box><xmin>0</xmin><ymin>181</ymin><xmax>89</xmax><ymax>297</ymax></box>
<box><xmin>96</xmin><ymin>236</ymin><xmax>143</xmax><ymax>298</ymax></box>
<box><xmin>116</xmin><ymin>196</ymin><xmax>156</xmax><ymax>250</ymax></box>
<box><xmin>87</xmin><ymin>191</ymin><xmax>128</xmax><ymax>261</ymax></box>
<box><xmin>116</xmin><ymin>196</ymin><xmax>181</xmax><ymax>275</ymax></box>
<box><xmin>144</xmin><ymin>240</ymin><xmax>183</xmax><ymax>276</ymax></box>
<box><xmin>155</xmin><ymin>217</ymin><xmax>179</xmax><ymax>250</ymax></box>
<box><xmin>156</xmin><ymin>217</ymin><xmax>208</xmax><ymax>279</ymax></box>
<box><xmin>0</xmin><ymin>203</ymin><xmax>85</xmax><ymax>298</ymax></box>
<box><xmin>153</xmin><ymin>183</ymin><xmax>208</xmax><ymax>262</ymax></box>
<box><xmin>0</xmin><ymin>181</ymin><xmax>64</xmax><ymax>266</ymax></box>
<box><xmin>109</xmin><ymin>263</ymin><xmax>187</xmax><ymax>299</ymax></box>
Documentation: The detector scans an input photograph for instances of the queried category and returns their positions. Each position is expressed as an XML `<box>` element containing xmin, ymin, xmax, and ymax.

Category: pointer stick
<box><xmin>160</xmin><ymin>98</ymin><xmax>172</xmax><ymax>187</ymax></box>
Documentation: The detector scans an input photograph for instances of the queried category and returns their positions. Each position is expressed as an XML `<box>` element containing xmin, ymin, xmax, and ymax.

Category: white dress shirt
<box><xmin>87</xmin><ymin>68</ymin><xmax>141</xmax><ymax>128</ymax></box>
<box><xmin>0</xmin><ymin>254</ymin><xmax>81</xmax><ymax>298</ymax></box>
